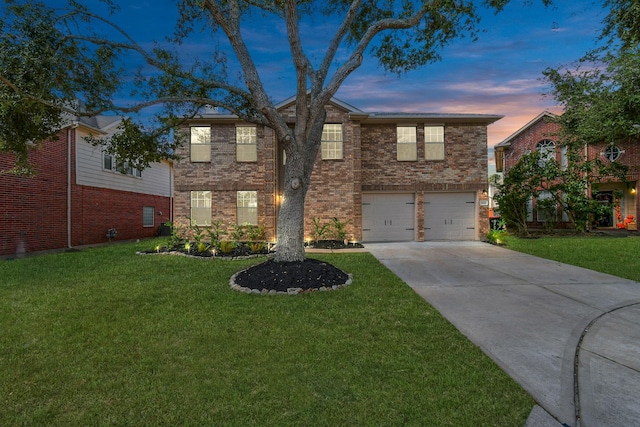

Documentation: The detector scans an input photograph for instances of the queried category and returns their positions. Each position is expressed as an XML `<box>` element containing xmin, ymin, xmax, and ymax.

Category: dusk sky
<box><xmin>78</xmin><ymin>1</ymin><xmax>610</xmax><ymax>151</ymax></box>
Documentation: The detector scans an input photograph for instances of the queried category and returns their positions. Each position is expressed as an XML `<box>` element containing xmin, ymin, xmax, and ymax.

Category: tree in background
<box><xmin>543</xmin><ymin>0</ymin><xmax>640</xmax><ymax>150</ymax></box>
<box><xmin>1</xmin><ymin>0</ymin><xmax>551</xmax><ymax>262</ymax></box>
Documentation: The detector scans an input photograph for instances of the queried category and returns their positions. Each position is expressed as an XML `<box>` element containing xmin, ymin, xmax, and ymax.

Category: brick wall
<box><xmin>174</xmin><ymin>105</ymin><xmax>492</xmax><ymax>243</ymax></box>
<box><xmin>1</xmin><ymin>128</ymin><xmax>172</xmax><ymax>257</ymax></box>
<box><xmin>0</xmin><ymin>131</ymin><xmax>69</xmax><ymax>255</ymax></box>
<box><xmin>501</xmin><ymin>116</ymin><xmax>639</xmax><ymax>226</ymax></box>
<box><xmin>361</xmin><ymin>122</ymin><xmax>489</xmax><ymax>239</ymax></box>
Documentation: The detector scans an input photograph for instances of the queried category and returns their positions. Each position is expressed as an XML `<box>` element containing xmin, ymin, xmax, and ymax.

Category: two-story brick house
<box><xmin>0</xmin><ymin>114</ymin><xmax>173</xmax><ymax>257</ymax></box>
<box><xmin>494</xmin><ymin>111</ymin><xmax>639</xmax><ymax>229</ymax></box>
<box><xmin>173</xmin><ymin>97</ymin><xmax>500</xmax><ymax>242</ymax></box>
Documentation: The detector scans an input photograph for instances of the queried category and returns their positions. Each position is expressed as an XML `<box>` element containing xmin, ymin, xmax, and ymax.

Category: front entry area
<box><xmin>362</xmin><ymin>193</ymin><xmax>415</xmax><ymax>242</ymax></box>
<box><xmin>424</xmin><ymin>192</ymin><xmax>477</xmax><ymax>240</ymax></box>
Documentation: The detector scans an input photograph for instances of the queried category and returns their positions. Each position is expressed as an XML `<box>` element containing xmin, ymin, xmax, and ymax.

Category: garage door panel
<box><xmin>362</xmin><ymin>194</ymin><xmax>415</xmax><ymax>242</ymax></box>
<box><xmin>424</xmin><ymin>193</ymin><xmax>476</xmax><ymax>240</ymax></box>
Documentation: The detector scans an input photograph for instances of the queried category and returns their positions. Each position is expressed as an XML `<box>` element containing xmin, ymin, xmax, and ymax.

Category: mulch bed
<box><xmin>232</xmin><ymin>258</ymin><xmax>350</xmax><ymax>293</ymax></box>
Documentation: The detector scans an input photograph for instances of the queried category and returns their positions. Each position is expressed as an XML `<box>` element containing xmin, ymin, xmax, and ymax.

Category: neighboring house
<box><xmin>0</xmin><ymin>114</ymin><xmax>173</xmax><ymax>257</ymax></box>
<box><xmin>173</xmin><ymin>97</ymin><xmax>499</xmax><ymax>243</ymax></box>
<box><xmin>494</xmin><ymin>111</ymin><xmax>639</xmax><ymax>229</ymax></box>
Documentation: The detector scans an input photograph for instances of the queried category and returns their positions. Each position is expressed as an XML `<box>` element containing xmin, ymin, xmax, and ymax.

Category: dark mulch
<box><xmin>307</xmin><ymin>240</ymin><xmax>364</xmax><ymax>249</ymax></box>
<box><xmin>233</xmin><ymin>258</ymin><xmax>350</xmax><ymax>292</ymax></box>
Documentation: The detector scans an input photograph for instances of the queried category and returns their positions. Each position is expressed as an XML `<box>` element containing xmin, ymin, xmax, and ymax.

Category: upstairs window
<box><xmin>397</xmin><ymin>126</ymin><xmax>417</xmax><ymax>161</ymax></box>
<box><xmin>321</xmin><ymin>124</ymin><xmax>343</xmax><ymax>160</ymax></box>
<box><xmin>602</xmin><ymin>145</ymin><xmax>623</xmax><ymax>162</ymax></box>
<box><xmin>103</xmin><ymin>152</ymin><xmax>142</xmax><ymax>177</ymax></box>
<box><xmin>190</xmin><ymin>127</ymin><xmax>211</xmax><ymax>162</ymax></box>
<box><xmin>190</xmin><ymin>191</ymin><xmax>212</xmax><ymax>226</ymax></box>
<box><xmin>236</xmin><ymin>126</ymin><xmax>257</xmax><ymax>162</ymax></box>
<box><xmin>424</xmin><ymin>126</ymin><xmax>445</xmax><ymax>160</ymax></box>
<box><xmin>536</xmin><ymin>139</ymin><xmax>556</xmax><ymax>165</ymax></box>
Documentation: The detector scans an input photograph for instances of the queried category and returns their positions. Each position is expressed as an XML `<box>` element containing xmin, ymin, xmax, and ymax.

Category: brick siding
<box><xmin>174</xmin><ymin>101</ymin><xmax>492</xmax><ymax>242</ymax></box>
<box><xmin>500</xmin><ymin>115</ymin><xmax>639</xmax><ymax>227</ymax></box>
<box><xmin>1</xmin><ymin>129</ymin><xmax>171</xmax><ymax>257</ymax></box>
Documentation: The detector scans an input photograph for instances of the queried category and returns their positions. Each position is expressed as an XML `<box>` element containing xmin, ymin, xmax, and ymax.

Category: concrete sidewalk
<box><xmin>366</xmin><ymin>241</ymin><xmax>640</xmax><ymax>427</ymax></box>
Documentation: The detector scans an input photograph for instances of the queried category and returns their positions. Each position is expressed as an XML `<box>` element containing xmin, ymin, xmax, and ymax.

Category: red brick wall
<box><xmin>1</xmin><ymin>129</ymin><xmax>172</xmax><ymax>257</ymax></box>
<box><xmin>1</xmin><ymin>131</ymin><xmax>69</xmax><ymax>255</ymax></box>
<box><xmin>501</xmin><ymin>116</ymin><xmax>639</xmax><ymax>226</ymax></box>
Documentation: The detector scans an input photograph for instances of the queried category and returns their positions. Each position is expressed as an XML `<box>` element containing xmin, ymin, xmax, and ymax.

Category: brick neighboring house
<box><xmin>494</xmin><ymin>111</ymin><xmax>639</xmax><ymax>229</ymax></box>
<box><xmin>0</xmin><ymin>114</ymin><xmax>173</xmax><ymax>257</ymax></box>
<box><xmin>173</xmin><ymin>97</ymin><xmax>500</xmax><ymax>243</ymax></box>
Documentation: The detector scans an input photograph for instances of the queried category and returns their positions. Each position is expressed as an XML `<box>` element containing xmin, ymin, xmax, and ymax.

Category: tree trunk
<box><xmin>274</xmin><ymin>148</ymin><xmax>308</xmax><ymax>262</ymax></box>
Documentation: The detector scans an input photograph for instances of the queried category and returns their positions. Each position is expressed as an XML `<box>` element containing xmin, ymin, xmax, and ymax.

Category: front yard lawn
<box><xmin>501</xmin><ymin>233</ymin><xmax>640</xmax><ymax>282</ymax></box>
<box><xmin>0</xmin><ymin>239</ymin><xmax>533</xmax><ymax>426</ymax></box>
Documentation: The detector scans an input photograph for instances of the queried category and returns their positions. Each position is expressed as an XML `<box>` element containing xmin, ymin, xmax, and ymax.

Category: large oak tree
<box><xmin>1</xmin><ymin>0</ymin><xmax>548</xmax><ymax>262</ymax></box>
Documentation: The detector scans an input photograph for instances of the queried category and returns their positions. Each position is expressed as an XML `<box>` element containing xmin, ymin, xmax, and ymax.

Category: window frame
<box><xmin>424</xmin><ymin>126</ymin><xmax>445</xmax><ymax>160</ymax></box>
<box><xmin>103</xmin><ymin>152</ymin><xmax>142</xmax><ymax>177</ymax></box>
<box><xmin>190</xmin><ymin>126</ymin><xmax>212</xmax><ymax>162</ymax></box>
<box><xmin>396</xmin><ymin>126</ymin><xmax>417</xmax><ymax>161</ymax></box>
<box><xmin>237</xmin><ymin>191</ymin><xmax>258</xmax><ymax>225</ymax></box>
<box><xmin>602</xmin><ymin>145</ymin><xmax>623</xmax><ymax>162</ymax></box>
<box><xmin>321</xmin><ymin>124</ymin><xmax>343</xmax><ymax>160</ymax></box>
<box><xmin>143</xmin><ymin>206</ymin><xmax>155</xmax><ymax>228</ymax></box>
<box><xmin>536</xmin><ymin>139</ymin><xmax>556</xmax><ymax>165</ymax></box>
<box><xmin>190</xmin><ymin>190</ymin><xmax>212</xmax><ymax>226</ymax></box>
<box><xmin>236</xmin><ymin>126</ymin><xmax>257</xmax><ymax>162</ymax></box>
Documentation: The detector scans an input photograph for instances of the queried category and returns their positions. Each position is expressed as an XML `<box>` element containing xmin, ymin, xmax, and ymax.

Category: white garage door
<box><xmin>362</xmin><ymin>194</ymin><xmax>415</xmax><ymax>242</ymax></box>
<box><xmin>424</xmin><ymin>192</ymin><xmax>476</xmax><ymax>240</ymax></box>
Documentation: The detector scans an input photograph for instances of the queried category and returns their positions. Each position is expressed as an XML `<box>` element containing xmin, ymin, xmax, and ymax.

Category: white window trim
<box><xmin>424</xmin><ymin>125</ymin><xmax>445</xmax><ymax>161</ymax></box>
<box><xmin>102</xmin><ymin>151</ymin><xmax>142</xmax><ymax>178</ymax></box>
<box><xmin>321</xmin><ymin>124</ymin><xmax>343</xmax><ymax>160</ymax></box>
<box><xmin>190</xmin><ymin>126</ymin><xmax>212</xmax><ymax>162</ymax></box>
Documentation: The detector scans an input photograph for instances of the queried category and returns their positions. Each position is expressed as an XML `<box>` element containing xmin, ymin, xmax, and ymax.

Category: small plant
<box><xmin>197</xmin><ymin>241</ymin><xmax>209</xmax><ymax>253</ymax></box>
<box><xmin>245</xmin><ymin>224</ymin><xmax>266</xmax><ymax>242</ymax></box>
<box><xmin>486</xmin><ymin>229</ymin><xmax>506</xmax><ymax>245</ymax></box>
<box><xmin>311</xmin><ymin>217</ymin><xmax>330</xmax><ymax>242</ymax></box>
<box><xmin>230</xmin><ymin>224</ymin><xmax>246</xmax><ymax>243</ymax></box>
<box><xmin>330</xmin><ymin>217</ymin><xmax>352</xmax><ymax>242</ymax></box>
<box><xmin>219</xmin><ymin>241</ymin><xmax>236</xmax><ymax>254</ymax></box>
<box><xmin>249</xmin><ymin>242</ymin><xmax>265</xmax><ymax>253</ymax></box>
<box><xmin>206</xmin><ymin>220</ymin><xmax>226</xmax><ymax>248</ymax></box>
<box><xmin>166</xmin><ymin>221</ymin><xmax>186</xmax><ymax>249</ymax></box>
<box><xmin>184</xmin><ymin>242</ymin><xmax>192</xmax><ymax>252</ymax></box>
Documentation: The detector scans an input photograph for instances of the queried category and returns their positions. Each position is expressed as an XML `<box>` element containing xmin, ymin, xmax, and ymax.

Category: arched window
<box><xmin>536</xmin><ymin>139</ymin><xmax>556</xmax><ymax>165</ymax></box>
<box><xmin>602</xmin><ymin>145</ymin><xmax>623</xmax><ymax>162</ymax></box>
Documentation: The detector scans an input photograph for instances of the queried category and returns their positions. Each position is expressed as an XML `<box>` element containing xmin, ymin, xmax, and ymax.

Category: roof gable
<box><xmin>495</xmin><ymin>111</ymin><xmax>558</xmax><ymax>148</ymax></box>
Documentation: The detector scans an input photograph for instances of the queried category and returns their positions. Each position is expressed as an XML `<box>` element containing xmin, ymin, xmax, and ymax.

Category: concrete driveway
<box><xmin>366</xmin><ymin>241</ymin><xmax>640</xmax><ymax>427</ymax></box>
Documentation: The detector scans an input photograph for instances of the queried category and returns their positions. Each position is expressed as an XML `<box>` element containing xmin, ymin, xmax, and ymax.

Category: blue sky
<box><xmin>80</xmin><ymin>1</ymin><xmax>608</xmax><ymax>149</ymax></box>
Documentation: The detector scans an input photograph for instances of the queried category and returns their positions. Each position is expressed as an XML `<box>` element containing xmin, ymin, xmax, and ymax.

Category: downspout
<box><xmin>67</xmin><ymin>122</ymin><xmax>79</xmax><ymax>249</ymax></box>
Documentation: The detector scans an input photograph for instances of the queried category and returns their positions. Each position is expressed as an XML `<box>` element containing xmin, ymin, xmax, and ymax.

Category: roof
<box><xmin>495</xmin><ymin>111</ymin><xmax>558</xmax><ymax>149</ymax></box>
<box><xmin>188</xmin><ymin>96</ymin><xmax>503</xmax><ymax>125</ymax></box>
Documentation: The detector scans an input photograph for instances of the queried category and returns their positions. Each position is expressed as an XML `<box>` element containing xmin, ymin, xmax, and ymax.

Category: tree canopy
<box><xmin>543</xmin><ymin>0</ymin><xmax>640</xmax><ymax>148</ymax></box>
<box><xmin>2</xmin><ymin>0</ymin><xmax>550</xmax><ymax>261</ymax></box>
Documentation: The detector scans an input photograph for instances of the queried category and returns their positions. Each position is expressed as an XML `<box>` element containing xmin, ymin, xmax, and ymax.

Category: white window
<box><xmin>397</xmin><ymin>126</ymin><xmax>417</xmax><ymax>161</ymax></box>
<box><xmin>526</xmin><ymin>197</ymin><xmax>533</xmax><ymax>222</ymax></box>
<box><xmin>536</xmin><ymin>140</ymin><xmax>556</xmax><ymax>165</ymax></box>
<box><xmin>236</xmin><ymin>126</ymin><xmax>257</xmax><ymax>162</ymax></box>
<box><xmin>321</xmin><ymin>124</ymin><xmax>343</xmax><ymax>160</ymax></box>
<box><xmin>190</xmin><ymin>127</ymin><xmax>211</xmax><ymax>162</ymax></box>
<box><xmin>237</xmin><ymin>191</ymin><xmax>258</xmax><ymax>225</ymax></box>
<box><xmin>602</xmin><ymin>145</ymin><xmax>623</xmax><ymax>162</ymax></box>
<box><xmin>143</xmin><ymin>206</ymin><xmax>155</xmax><ymax>227</ymax></box>
<box><xmin>424</xmin><ymin>126</ymin><xmax>445</xmax><ymax>160</ymax></box>
<box><xmin>536</xmin><ymin>191</ymin><xmax>556</xmax><ymax>222</ymax></box>
<box><xmin>190</xmin><ymin>191</ymin><xmax>212</xmax><ymax>226</ymax></box>
<box><xmin>103</xmin><ymin>152</ymin><xmax>142</xmax><ymax>177</ymax></box>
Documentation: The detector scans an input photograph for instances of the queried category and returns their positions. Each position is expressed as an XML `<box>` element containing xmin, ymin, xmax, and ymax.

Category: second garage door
<box><xmin>424</xmin><ymin>192</ymin><xmax>476</xmax><ymax>240</ymax></box>
<box><xmin>362</xmin><ymin>193</ymin><xmax>415</xmax><ymax>242</ymax></box>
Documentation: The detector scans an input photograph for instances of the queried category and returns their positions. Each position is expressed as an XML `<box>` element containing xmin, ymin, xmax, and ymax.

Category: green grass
<box><xmin>501</xmin><ymin>234</ymin><xmax>640</xmax><ymax>281</ymax></box>
<box><xmin>1</xmin><ymin>239</ymin><xmax>533</xmax><ymax>426</ymax></box>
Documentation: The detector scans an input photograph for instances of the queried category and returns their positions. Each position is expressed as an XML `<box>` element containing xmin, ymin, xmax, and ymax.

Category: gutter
<box><xmin>67</xmin><ymin>121</ymin><xmax>79</xmax><ymax>249</ymax></box>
